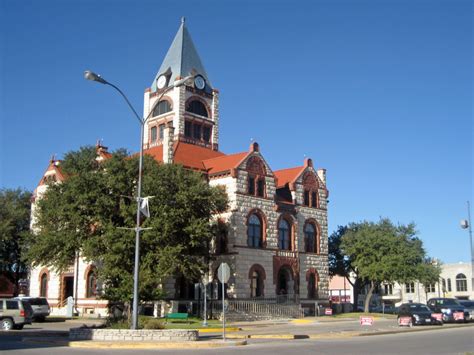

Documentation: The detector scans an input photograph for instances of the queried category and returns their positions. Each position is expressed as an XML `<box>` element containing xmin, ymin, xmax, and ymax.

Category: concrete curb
<box><xmin>198</xmin><ymin>327</ymin><xmax>241</xmax><ymax>333</ymax></box>
<box><xmin>23</xmin><ymin>338</ymin><xmax>247</xmax><ymax>349</ymax></box>
<box><xmin>0</xmin><ymin>330</ymin><xmax>68</xmax><ymax>337</ymax></box>
<box><xmin>223</xmin><ymin>323</ymin><xmax>474</xmax><ymax>341</ymax></box>
<box><xmin>357</xmin><ymin>323</ymin><xmax>474</xmax><ymax>337</ymax></box>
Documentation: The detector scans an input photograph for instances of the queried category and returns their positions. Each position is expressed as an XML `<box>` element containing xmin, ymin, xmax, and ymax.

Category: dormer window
<box><xmin>152</xmin><ymin>100</ymin><xmax>172</xmax><ymax>117</ymax></box>
<box><xmin>186</xmin><ymin>100</ymin><xmax>208</xmax><ymax>117</ymax></box>
<box><xmin>257</xmin><ymin>179</ymin><xmax>265</xmax><ymax>197</ymax></box>
<box><xmin>246</xmin><ymin>156</ymin><xmax>266</xmax><ymax>198</ymax></box>
<box><xmin>302</xmin><ymin>172</ymin><xmax>319</xmax><ymax>208</ymax></box>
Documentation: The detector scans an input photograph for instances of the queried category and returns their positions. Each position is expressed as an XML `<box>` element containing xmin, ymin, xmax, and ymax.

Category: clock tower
<box><xmin>143</xmin><ymin>18</ymin><xmax>219</xmax><ymax>157</ymax></box>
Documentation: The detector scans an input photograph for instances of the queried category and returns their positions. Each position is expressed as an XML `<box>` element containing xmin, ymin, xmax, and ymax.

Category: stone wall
<box><xmin>69</xmin><ymin>328</ymin><xmax>198</xmax><ymax>341</ymax></box>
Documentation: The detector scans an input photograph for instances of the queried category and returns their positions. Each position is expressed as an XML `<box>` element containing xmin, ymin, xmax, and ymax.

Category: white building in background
<box><xmin>357</xmin><ymin>262</ymin><xmax>473</xmax><ymax>310</ymax></box>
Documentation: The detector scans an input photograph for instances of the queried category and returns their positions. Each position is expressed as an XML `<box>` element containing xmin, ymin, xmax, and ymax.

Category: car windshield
<box><xmin>408</xmin><ymin>304</ymin><xmax>430</xmax><ymax>312</ymax></box>
<box><xmin>437</xmin><ymin>299</ymin><xmax>459</xmax><ymax>306</ymax></box>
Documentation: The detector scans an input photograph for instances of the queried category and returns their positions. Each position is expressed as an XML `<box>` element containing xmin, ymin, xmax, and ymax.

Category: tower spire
<box><xmin>151</xmin><ymin>19</ymin><xmax>212</xmax><ymax>92</ymax></box>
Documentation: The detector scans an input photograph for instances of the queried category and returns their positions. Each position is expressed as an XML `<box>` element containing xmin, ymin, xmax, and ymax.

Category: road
<box><xmin>1</xmin><ymin>326</ymin><xmax>473</xmax><ymax>355</ymax></box>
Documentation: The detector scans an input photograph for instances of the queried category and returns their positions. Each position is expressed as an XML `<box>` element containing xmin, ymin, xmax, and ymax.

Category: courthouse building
<box><xmin>29</xmin><ymin>19</ymin><xmax>330</xmax><ymax>317</ymax></box>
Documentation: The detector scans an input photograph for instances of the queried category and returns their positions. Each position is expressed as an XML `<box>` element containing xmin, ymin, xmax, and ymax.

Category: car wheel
<box><xmin>1</xmin><ymin>318</ymin><xmax>14</xmax><ymax>331</ymax></box>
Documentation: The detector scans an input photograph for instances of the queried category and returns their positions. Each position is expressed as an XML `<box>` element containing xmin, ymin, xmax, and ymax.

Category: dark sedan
<box><xmin>427</xmin><ymin>298</ymin><xmax>469</xmax><ymax>323</ymax></box>
<box><xmin>397</xmin><ymin>303</ymin><xmax>441</xmax><ymax>326</ymax></box>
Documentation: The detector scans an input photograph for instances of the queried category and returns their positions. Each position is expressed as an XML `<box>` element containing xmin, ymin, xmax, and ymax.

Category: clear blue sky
<box><xmin>1</xmin><ymin>0</ymin><xmax>472</xmax><ymax>263</ymax></box>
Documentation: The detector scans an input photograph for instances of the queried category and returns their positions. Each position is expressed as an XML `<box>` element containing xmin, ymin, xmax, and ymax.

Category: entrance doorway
<box><xmin>277</xmin><ymin>266</ymin><xmax>294</xmax><ymax>296</ymax></box>
<box><xmin>61</xmin><ymin>275</ymin><xmax>74</xmax><ymax>305</ymax></box>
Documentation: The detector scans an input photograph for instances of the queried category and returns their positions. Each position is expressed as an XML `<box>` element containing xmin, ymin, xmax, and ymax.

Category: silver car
<box><xmin>0</xmin><ymin>298</ymin><xmax>33</xmax><ymax>330</ymax></box>
<box><xmin>15</xmin><ymin>297</ymin><xmax>50</xmax><ymax>322</ymax></box>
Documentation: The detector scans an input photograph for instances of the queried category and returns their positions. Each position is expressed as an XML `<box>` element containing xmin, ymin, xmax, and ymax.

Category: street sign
<box><xmin>218</xmin><ymin>263</ymin><xmax>231</xmax><ymax>283</ymax></box>
<box><xmin>453</xmin><ymin>311</ymin><xmax>464</xmax><ymax>321</ymax></box>
<box><xmin>359</xmin><ymin>316</ymin><xmax>374</xmax><ymax>326</ymax></box>
<box><xmin>398</xmin><ymin>316</ymin><xmax>412</xmax><ymax>327</ymax></box>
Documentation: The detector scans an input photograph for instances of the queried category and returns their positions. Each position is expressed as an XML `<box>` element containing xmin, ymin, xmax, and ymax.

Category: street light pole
<box><xmin>84</xmin><ymin>71</ymin><xmax>193</xmax><ymax>329</ymax></box>
<box><xmin>460</xmin><ymin>201</ymin><xmax>474</xmax><ymax>291</ymax></box>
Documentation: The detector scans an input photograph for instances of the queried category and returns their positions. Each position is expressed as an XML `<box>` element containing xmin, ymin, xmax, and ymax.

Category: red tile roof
<box><xmin>273</xmin><ymin>166</ymin><xmax>304</xmax><ymax>188</ymax></box>
<box><xmin>203</xmin><ymin>152</ymin><xmax>248</xmax><ymax>175</ymax></box>
<box><xmin>144</xmin><ymin>142</ymin><xmax>225</xmax><ymax>170</ymax></box>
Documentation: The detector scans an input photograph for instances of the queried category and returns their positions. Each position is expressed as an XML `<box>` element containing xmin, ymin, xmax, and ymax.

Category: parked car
<box><xmin>427</xmin><ymin>298</ymin><xmax>469</xmax><ymax>323</ymax></box>
<box><xmin>397</xmin><ymin>303</ymin><xmax>442</xmax><ymax>326</ymax></box>
<box><xmin>458</xmin><ymin>300</ymin><xmax>474</xmax><ymax>322</ymax></box>
<box><xmin>0</xmin><ymin>298</ymin><xmax>33</xmax><ymax>330</ymax></box>
<box><xmin>14</xmin><ymin>297</ymin><xmax>50</xmax><ymax>322</ymax></box>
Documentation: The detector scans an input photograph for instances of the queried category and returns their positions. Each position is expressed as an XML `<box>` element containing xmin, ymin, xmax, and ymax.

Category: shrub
<box><xmin>143</xmin><ymin>319</ymin><xmax>165</xmax><ymax>330</ymax></box>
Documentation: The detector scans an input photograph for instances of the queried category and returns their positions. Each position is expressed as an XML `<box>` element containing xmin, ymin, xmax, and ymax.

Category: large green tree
<box><xmin>0</xmin><ymin>188</ymin><xmax>32</xmax><ymax>293</ymax></box>
<box><xmin>339</xmin><ymin>218</ymin><xmax>439</xmax><ymax>312</ymax></box>
<box><xmin>329</xmin><ymin>225</ymin><xmax>367</xmax><ymax>308</ymax></box>
<box><xmin>26</xmin><ymin>146</ymin><xmax>228</xmax><ymax>305</ymax></box>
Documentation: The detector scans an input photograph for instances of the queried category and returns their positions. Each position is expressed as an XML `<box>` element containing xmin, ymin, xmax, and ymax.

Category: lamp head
<box><xmin>173</xmin><ymin>75</ymin><xmax>194</xmax><ymax>88</ymax></box>
<box><xmin>460</xmin><ymin>219</ymin><xmax>469</xmax><ymax>229</ymax></box>
<box><xmin>84</xmin><ymin>70</ymin><xmax>108</xmax><ymax>84</ymax></box>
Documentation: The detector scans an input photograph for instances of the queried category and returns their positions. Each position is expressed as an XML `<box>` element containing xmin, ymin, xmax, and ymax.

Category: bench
<box><xmin>165</xmin><ymin>312</ymin><xmax>189</xmax><ymax>323</ymax></box>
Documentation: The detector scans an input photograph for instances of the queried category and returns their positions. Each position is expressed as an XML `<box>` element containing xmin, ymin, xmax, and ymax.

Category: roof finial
<box><xmin>181</xmin><ymin>16</ymin><xmax>186</xmax><ymax>24</ymax></box>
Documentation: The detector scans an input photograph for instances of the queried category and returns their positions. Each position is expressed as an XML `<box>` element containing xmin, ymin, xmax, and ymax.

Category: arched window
<box><xmin>250</xmin><ymin>270</ymin><xmax>264</xmax><ymax>298</ymax></box>
<box><xmin>215</xmin><ymin>225</ymin><xmax>228</xmax><ymax>255</ymax></box>
<box><xmin>307</xmin><ymin>273</ymin><xmax>317</xmax><ymax>299</ymax></box>
<box><xmin>278</xmin><ymin>219</ymin><xmax>291</xmax><ymax>250</ymax></box>
<box><xmin>152</xmin><ymin>100</ymin><xmax>172</xmax><ymax>117</ymax></box>
<box><xmin>456</xmin><ymin>273</ymin><xmax>467</xmax><ymax>292</ymax></box>
<box><xmin>186</xmin><ymin>100</ymin><xmax>208</xmax><ymax>117</ymax></box>
<box><xmin>304</xmin><ymin>223</ymin><xmax>316</xmax><ymax>253</ymax></box>
<box><xmin>247</xmin><ymin>213</ymin><xmax>262</xmax><ymax>248</ymax></box>
<box><xmin>40</xmin><ymin>273</ymin><xmax>48</xmax><ymax>297</ymax></box>
<box><xmin>86</xmin><ymin>269</ymin><xmax>97</xmax><ymax>298</ymax></box>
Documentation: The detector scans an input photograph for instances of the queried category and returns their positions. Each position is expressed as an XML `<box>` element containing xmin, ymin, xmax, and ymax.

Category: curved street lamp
<box><xmin>460</xmin><ymin>201</ymin><xmax>473</xmax><ymax>291</ymax></box>
<box><xmin>84</xmin><ymin>70</ymin><xmax>193</xmax><ymax>329</ymax></box>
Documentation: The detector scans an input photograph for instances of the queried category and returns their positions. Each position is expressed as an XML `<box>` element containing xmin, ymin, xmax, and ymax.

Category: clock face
<box><xmin>194</xmin><ymin>75</ymin><xmax>206</xmax><ymax>90</ymax></box>
<box><xmin>156</xmin><ymin>75</ymin><xmax>167</xmax><ymax>90</ymax></box>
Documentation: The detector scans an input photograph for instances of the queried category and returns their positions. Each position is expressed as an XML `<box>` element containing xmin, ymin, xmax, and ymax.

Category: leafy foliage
<box><xmin>335</xmin><ymin>218</ymin><xmax>437</xmax><ymax>312</ymax></box>
<box><xmin>0</xmin><ymin>188</ymin><xmax>32</xmax><ymax>282</ymax></box>
<box><xmin>26</xmin><ymin>146</ymin><xmax>228</xmax><ymax>303</ymax></box>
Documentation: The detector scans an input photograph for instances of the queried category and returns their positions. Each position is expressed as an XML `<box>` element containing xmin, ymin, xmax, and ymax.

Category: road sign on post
<box><xmin>217</xmin><ymin>263</ymin><xmax>230</xmax><ymax>283</ymax></box>
<box><xmin>202</xmin><ymin>274</ymin><xmax>209</xmax><ymax>327</ymax></box>
<box><xmin>217</xmin><ymin>263</ymin><xmax>230</xmax><ymax>341</ymax></box>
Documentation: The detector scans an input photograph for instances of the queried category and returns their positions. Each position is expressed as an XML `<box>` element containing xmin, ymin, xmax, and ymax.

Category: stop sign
<box><xmin>217</xmin><ymin>263</ymin><xmax>230</xmax><ymax>283</ymax></box>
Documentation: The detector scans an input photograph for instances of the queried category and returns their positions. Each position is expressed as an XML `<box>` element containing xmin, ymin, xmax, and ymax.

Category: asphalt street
<box><xmin>1</xmin><ymin>326</ymin><xmax>473</xmax><ymax>355</ymax></box>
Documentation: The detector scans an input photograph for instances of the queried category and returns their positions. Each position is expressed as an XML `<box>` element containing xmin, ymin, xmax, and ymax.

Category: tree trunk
<box><xmin>364</xmin><ymin>281</ymin><xmax>376</xmax><ymax>313</ymax></box>
<box><xmin>352</xmin><ymin>278</ymin><xmax>362</xmax><ymax>310</ymax></box>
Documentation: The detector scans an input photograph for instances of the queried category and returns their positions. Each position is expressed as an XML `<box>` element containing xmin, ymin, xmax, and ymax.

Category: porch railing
<box><xmin>211</xmin><ymin>299</ymin><xmax>304</xmax><ymax>319</ymax></box>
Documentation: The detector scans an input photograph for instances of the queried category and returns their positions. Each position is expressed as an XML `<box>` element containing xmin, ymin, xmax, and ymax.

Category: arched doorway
<box><xmin>276</xmin><ymin>266</ymin><xmax>294</xmax><ymax>296</ymax></box>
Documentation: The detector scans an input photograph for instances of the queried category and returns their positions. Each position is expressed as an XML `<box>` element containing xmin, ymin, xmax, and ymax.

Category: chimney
<box><xmin>317</xmin><ymin>168</ymin><xmax>326</xmax><ymax>185</ymax></box>
<box><xmin>163</xmin><ymin>122</ymin><xmax>175</xmax><ymax>164</ymax></box>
